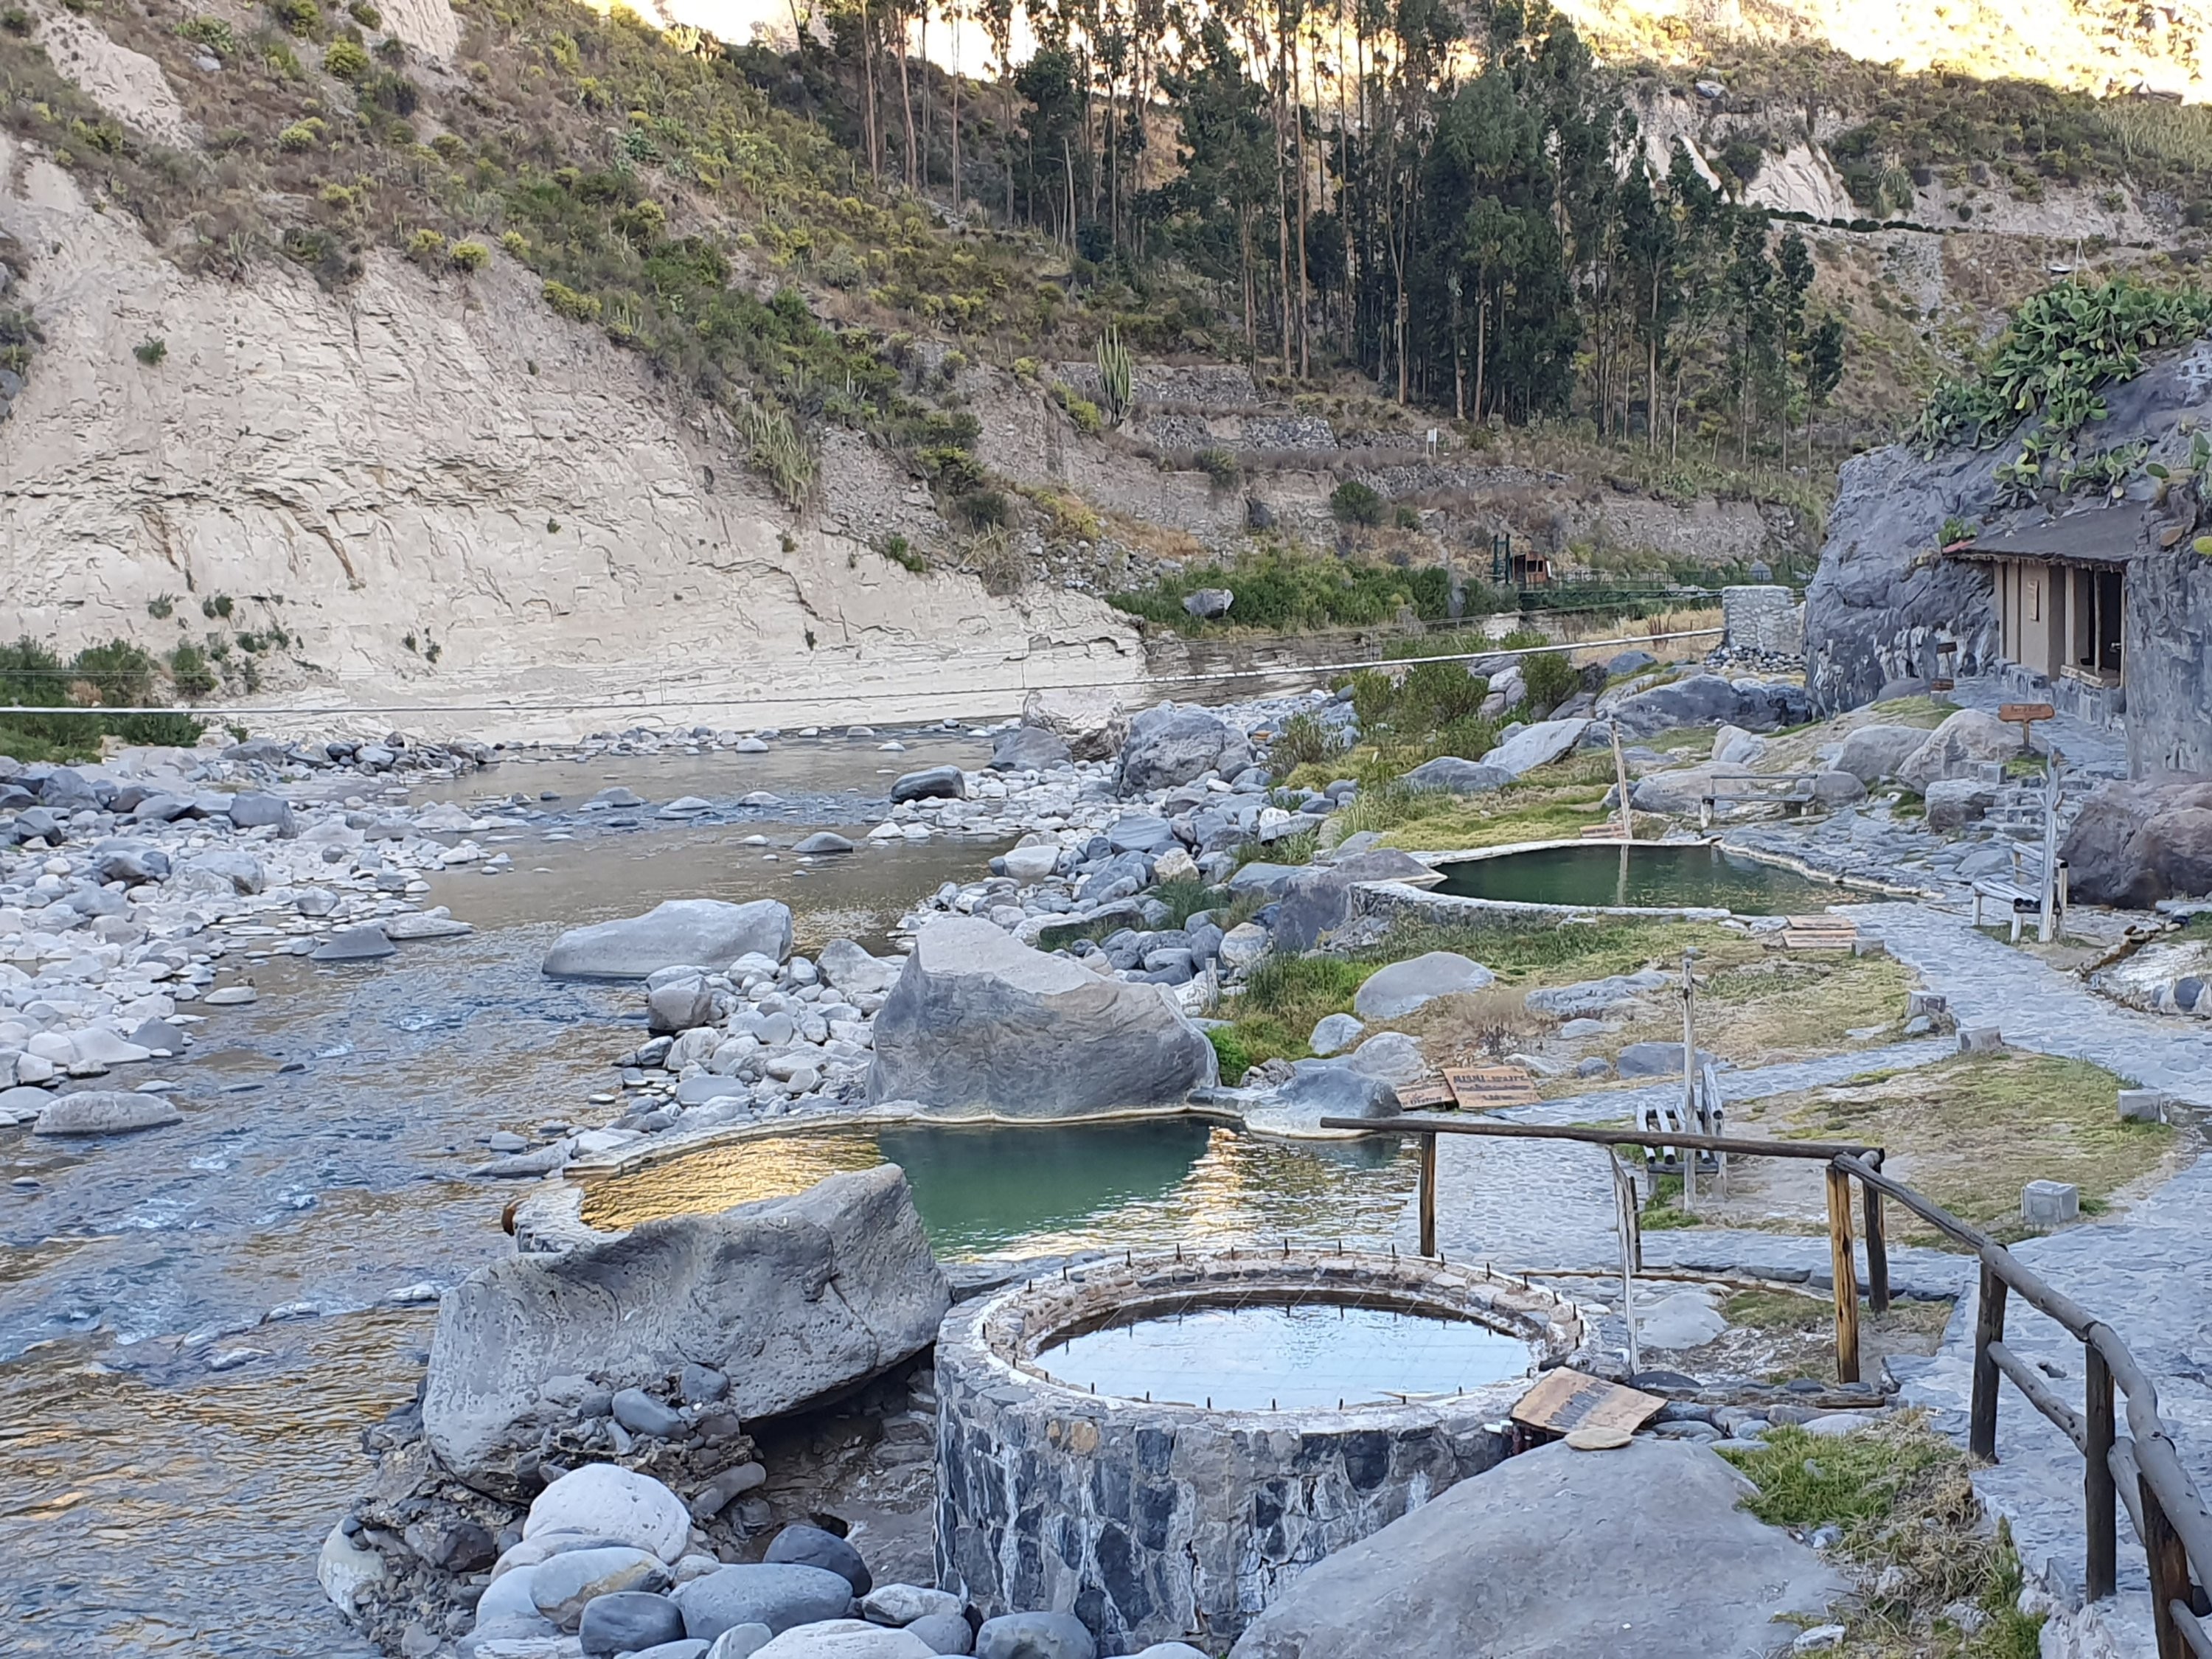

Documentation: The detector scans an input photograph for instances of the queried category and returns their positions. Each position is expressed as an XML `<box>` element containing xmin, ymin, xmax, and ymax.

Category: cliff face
<box><xmin>1806</xmin><ymin>341</ymin><xmax>2212</xmax><ymax>756</ymax></box>
<box><xmin>0</xmin><ymin>133</ymin><xmax>1140</xmax><ymax>740</ymax></box>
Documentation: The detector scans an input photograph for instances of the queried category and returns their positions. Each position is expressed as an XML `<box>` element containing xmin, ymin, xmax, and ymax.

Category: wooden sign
<box><xmin>1998</xmin><ymin>702</ymin><xmax>2055</xmax><ymax>724</ymax></box>
<box><xmin>1391</xmin><ymin>1079</ymin><xmax>1456</xmax><ymax>1110</ymax></box>
<box><xmin>1511</xmin><ymin>1368</ymin><xmax>1667</xmax><ymax>1437</ymax></box>
<box><xmin>1778</xmin><ymin>914</ymin><xmax>1857</xmax><ymax>953</ymax></box>
<box><xmin>1442</xmin><ymin>1065</ymin><xmax>1541</xmax><ymax>1110</ymax></box>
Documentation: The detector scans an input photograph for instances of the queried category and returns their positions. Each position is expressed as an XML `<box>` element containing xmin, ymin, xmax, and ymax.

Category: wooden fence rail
<box><xmin>1322</xmin><ymin>1115</ymin><xmax>2212</xmax><ymax>1655</ymax></box>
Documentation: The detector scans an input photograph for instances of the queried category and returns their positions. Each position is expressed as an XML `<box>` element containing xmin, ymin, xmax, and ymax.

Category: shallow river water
<box><xmin>0</xmin><ymin>737</ymin><xmax>1019</xmax><ymax>1658</ymax></box>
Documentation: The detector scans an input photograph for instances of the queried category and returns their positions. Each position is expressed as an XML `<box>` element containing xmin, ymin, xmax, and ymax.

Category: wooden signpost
<box><xmin>1441</xmin><ymin>1065</ymin><xmax>1541</xmax><ymax>1110</ymax></box>
<box><xmin>1999</xmin><ymin>700</ymin><xmax>2055</xmax><ymax>752</ymax></box>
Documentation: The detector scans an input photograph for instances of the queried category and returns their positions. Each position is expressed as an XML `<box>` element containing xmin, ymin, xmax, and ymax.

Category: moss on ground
<box><xmin>1721</xmin><ymin>1415</ymin><xmax>2044</xmax><ymax>1658</ymax></box>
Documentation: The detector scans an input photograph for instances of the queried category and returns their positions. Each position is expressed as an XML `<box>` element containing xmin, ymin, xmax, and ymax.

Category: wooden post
<box><xmin>1861</xmin><ymin>1179</ymin><xmax>1890</xmax><ymax>1315</ymax></box>
<box><xmin>1824</xmin><ymin>1162</ymin><xmax>1860</xmax><ymax>1384</ymax></box>
<box><xmin>1970</xmin><ymin>1261</ymin><xmax>2008</xmax><ymax>1461</ymax></box>
<box><xmin>1680</xmin><ymin>949</ymin><xmax>1698</xmax><ymax>1209</ymax></box>
<box><xmin>2141</xmin><ymin>1475</ymin><xmax>2197</xmax><ymax>1659</ymax></box>
<box><xmin>1610</xmin><ymin>719</ymin><xmax>1633</xmax><ymax>841</ymax></box>
<box><xmin>1417</xmin><ymin>1132</ymin><xmax>1438</xmax><ymax>1259</ymax></box>
<box><xmin>2085</xmin><ymin>1343</ymin><xmax>2117</xmax><ymax>1602</ymax></box>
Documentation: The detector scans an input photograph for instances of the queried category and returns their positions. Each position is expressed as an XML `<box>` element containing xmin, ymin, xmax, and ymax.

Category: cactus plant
<box><xmin>1096</xmin><ymin>323</ymin><xmax>1133</xmax><ymax>428</ymax></box>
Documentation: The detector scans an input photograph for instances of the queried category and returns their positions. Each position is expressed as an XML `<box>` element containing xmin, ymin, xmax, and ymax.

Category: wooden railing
<box><xmin>1324</xmin><ymin>1114</ymin><xmax>2212</xmax><ymax>1656</ymax></box>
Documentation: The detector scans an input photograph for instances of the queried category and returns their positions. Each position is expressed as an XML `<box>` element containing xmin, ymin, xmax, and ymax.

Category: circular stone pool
<box><xmin>1431</xmin><ymin>840</ymin><xmax>1841</xmax><ymax>913</ymax></box>
<box><xmin>935</xmin><ymin>1251</ymin><xmax>1593</xmax><ymax>1649</ymax></box>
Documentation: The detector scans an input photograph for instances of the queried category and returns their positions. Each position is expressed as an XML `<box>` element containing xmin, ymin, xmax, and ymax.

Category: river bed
<box><xmin>0</xmin><ymin>739</ymin><xmax>1005</xmax><ymax>1657</ymax></box>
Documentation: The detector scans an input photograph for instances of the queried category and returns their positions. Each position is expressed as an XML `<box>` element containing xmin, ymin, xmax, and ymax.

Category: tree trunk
<box><xmin>895</xmin><ymin>2</ymin><xmax>917</xmax><ymax>187</ymax></box>
<box><xmin>860</xmin><ymin>0</ymin><xmax>881</xmax><ymax>180</ymax></box>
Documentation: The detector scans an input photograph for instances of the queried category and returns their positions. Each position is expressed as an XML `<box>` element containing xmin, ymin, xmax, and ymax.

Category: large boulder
<box><xmin>1227</xmin><ymin>1440</ymin><xmax>1846</xmax><ymax>1659</ymax></box>
<box><xmin>754</xmin><ymin>1621</ymin><xmax>936</xmax><ymax>1658</ymax></box>
<box><xmin>32</xmin><ymin>1091</ymin><xmax>182</xmax><ymax>1135</ymax></box>
<box><xmin>1270</xmin><ymin>850</ymin><xmax>1438</xmax><ymax>951</ymax></box>
<box><xmin>1834</xmin><ymin>723</ymin><xmax>1935</xmax><ymax>785</ymax></box>
<box><xmin>1240</xmin><ymin>1058</ymin><xmax>1402</xmax><ymax>1138</ymax></box>
<box><xmin>890</xmin><ymin>767</ymin><xmax>964</xmax><ymax>804</ymax></box>
<box><xmin>545</xmin><ymin>900</ymin><xmax>793</xmax><ymax>978</ymax></box>
<box><xmin>674</xmin><ymin>1565</ymin><xmax>858</xmax><ymax>1642</ymax></box>
<box><xmin>526</xmin><ymin>1465</ymin><xmax>692</xmax><ymax>1562</ymax></box>
<box><xmin>1479</xmin><ymin>717</ymin><xmax>1589</xmax><ymax>778</ymax></box>
<box><xmin>1895</xmin><ymin>709</ymin><xmax>2023</xmax><ymax>793</ymax></box>
<box><xmin>1352</xmin><ymin>953</ymin><xmax>1494</xmax><ymax>1020</ymax></box>
<box><xmin>1604</xmin><ymin>675</ymin><xmax>1811</xmax><ymax>738</ymax></box>
<box><xmin>422</xmin><ymin>1167</ymin><xmax>949</xmax><ymax>1494</ymax></box>
<box><xmin>1116</xmin><ymin>703</ymin><xmax>1252</xmax><ymax>794</ymax></box>
<box><xmin>2061</xmin><ymin>775</ymin><xmax>2212</xmax><ymax>907</ymax></box>
<box><xmin>1401</xmin><ymin>757</ymin><xmax>1512</xmax><ymax>795</ymax></box>
<box><xmin>990</xmin><ymin>726</ymin><xmax>1072</xmax><ymax>772</ymax></box>
<box><xmin>866</xmin><ymin>918</ymin><xmax>1216</xmax><ymax>1117</ymax></box>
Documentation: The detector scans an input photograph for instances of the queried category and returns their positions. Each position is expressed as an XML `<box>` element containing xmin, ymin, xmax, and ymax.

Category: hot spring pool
<box><xmin>577</xmin><ymin>1119</ymin><xmax>1419</xmax><ymax>1259</ymax></box>
<box><xmin>1033</xmin><ymin>1294</ymin><xmax>1536</xmax><ymax>1408</ymax></box>
<box><xmin>1432</xmin><ymin>840</ymin><xmax>1840</xmax><ymax>914</ymax></box>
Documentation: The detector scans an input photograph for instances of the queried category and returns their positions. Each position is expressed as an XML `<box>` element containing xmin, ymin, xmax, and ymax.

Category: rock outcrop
<box><xmin>422</xmin><ymin>1167</ymin><xmax>948</xmax><ymax>1492</ymax></box>
<box><xmin>1604</xmin><ymin>675</ymin><xmax>1812</xmax><ymax>737</ymax></box>
<box><xmin>1227</xmin><ymin>1440</ymin><xmax>1846</xmax><ymax>1659</ymax></box>
<box><xmin>1116</xmin><ymin>704</ymin><xmax>1253</xmax><ymax>794</ymax></box>
<box><xmin>2061</xmin><ymin>775</ymin><xmax>2212</xmax><ymax>907</ymax></box>
<box><xmin>543</xmin><ymin>900</ymin><xmax>794</xmax><ymax>979</ymax></box>
<box><xmin>866</xmin><ymin>917</ymin><xmax>1217</xmax><ymax>1116</ymax></box>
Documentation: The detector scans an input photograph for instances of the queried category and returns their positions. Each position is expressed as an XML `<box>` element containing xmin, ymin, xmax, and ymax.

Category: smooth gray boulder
<box><xmin>1895</xmin><ymin>709</ymin><xmax>2022</xmax><ymax>793</ymax></box>
<box><xmin>708</xmin><ymin>1627</ymin><xmax>775</xmax><ymax>1659</ymax></box>
<box><xmin>1834</xmin><ymin>723</ymin><xmax>1933</xmax><ymax>785</ymax></box>
<box><xmin>1526</xmin><ymin>971</ymin><xmax>1667</xmax><ymax>1018</ymax></box>
<box><xmin>674</xmin><ymin>1565</ymin><xmax>857</xmax><ymax>1641</ymax></box>
<box><xmin>890</xmin><ymin>767</ymin><xmax>964</xmax><ymax>804</ymax></box>
<box><xmin>1347</xmin><ymin>1030</ymin><xmax>1426</xmax><ymax>1085</ymax></box>
<box><xmin>765</xmin><ymin>1523</ymin><xmax>871</xmax><ymax>1596</ymax></box>
<box><xmin>32</xmin><ymin>1091</ymin><xmax>181</xmax><ymax>1135</ymax></box>
<box><xmin>1181</xmin><ymin>586</ymin><xmax>1234</xmax><ymax>620</ymax></box>
<box><xmin>526</xmin><ymin>1464</ymin><xmax>691</xmax><ymax>1561</ymax></box>
<box><xmin>793</xmin><ymin>833</ymin><xmax>857</xmax><ymax>855</ymax></box>
<box><xmin>2061</xmin><ymin>774</ymin><xmax>2212</xmax><ymax>907</ymax></box>
<box><xmin>1240</xmin><ymin>1058</ymin><xmax>1399</xmax><ymax>1137</ymax></box>
<box><xmin>91</xmin><ymin>839</ymin><xmax>169</xmax><ymax>883</ymax></box>
<box><xmin>866</xmin><ymin>918</ymin><xmax>1216</xmax><ymax>1117</ymax></box>
<box><xmin>1401</xmin><ymin>757</ymin><xmax>1512</xmax><ymax>794</ymax></box>
<box><xmin>545</xmin><ymin>900</ymin><xmax>793</xmax><ymax>978</ymax></box>
<box><xmin>311</xmin><ymin>925</ymin><xmax>397</xmax><ymax>963</ymax></box>
<box><xmin>1479</xmin><ymin>717</ymin><xmax>1589</xmax><ymax>778</ymax></box>
<box><xmin>1616</xmin><ymin>1041</ymin><xmax>1714</xmax><ymax>1078</ymax></box>
<box><xmin>1116</xmin><ymin>703</ymin><xmax>1251</xmax><ymax>794</ymax></box>
<box><xmin>1606</xmin><ymin>675</ymin><xmax>1812</xmax><ymax>738</ymax></box>
<box><xmin>1228</xmin><ymin>1439</ymin><xmax>1846</xmax><ymax>1659</ymax></box>
<box><xmin>424</xmin><ymin>1168</ymin><xmax>948</xmax><ymax>1492</ymax></box>
<box><xmin>1352</xmin><ymin>953</ymin><xmax>1494</xmax><ymax>1021</ymax></box>
<box><xmin>647</xmin><ymin>975</ymin><xmax>720</xmax><ymax>1035</ymax></box>
<box><xmin>990</xmin><ymin>726</ymin><xmax>1073</xmax><ymax>772</ymax></box>
<box><xmin>905</xmin><ymin>1613</ymin><xmax>975</xmax><ymax>1655</ymax></box>
<box><xmin>1924</xmin><ymin>778</ymin><xmax>1999</xmax><ymax>831</ymax></box>
<box><xmin>581</xmin><ymin>1591</ymin><xmax>688</xmax><ymax>1655</ymax></box>
<box><xmin>1270</xmin><ymin>850</ymin><xmax>1438</xmax><ymax>951</ymax></box>
<box><xmin>181</xmin><ymin>849</ymin><xmax>265</xmax><ymax>894</ymax></box>
<box><xmin>975</xmin><ymin>1611</ymin><xmax>1098</xmax><ymax>1659</ymax></box>
<box><xmin>754</xmin><ymin>1620</ymin><xmax>936</xmax><ymax>1658</ymax></box>
<box><xmin>1307</xmin><ymin>1012</ymin><xmax>1365</xmax><ymax>1057</ymax></box>
<box><xmin>818</xmin><ymin>938</ymin><xmax>900</xmax><ymax>995</ymax></box>
<box><xmin>227</xmin><ymin>791</ymin><xmax>298</xmax><ymax>835</ymax></box>
<box><xmin>532</xmin><ymin>1547</ymin><xmax>669</xmax><ymax>1627</ymax></box>
<box><xmin>861</xmin><ymin>1585</ymin><xmax>963</xmax><ymax>1626</ymax></box>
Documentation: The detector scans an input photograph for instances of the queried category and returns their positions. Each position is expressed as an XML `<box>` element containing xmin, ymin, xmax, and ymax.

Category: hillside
<box><xmin>7</xmin><ymin>0</ymin><xmax>2212</xmax><ymax>735</ymax></box>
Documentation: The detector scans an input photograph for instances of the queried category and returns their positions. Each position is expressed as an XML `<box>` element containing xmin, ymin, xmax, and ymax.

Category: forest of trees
<box><xmin>742</xmin><ymin>0</ymin><xmax>1848</xmax><ymax>459</ymax></box>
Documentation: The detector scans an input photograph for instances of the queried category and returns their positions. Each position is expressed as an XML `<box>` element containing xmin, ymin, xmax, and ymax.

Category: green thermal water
<box><xmin>1432</xmin><ymin>841</ymin><xmax>1839</xmax><ymax>914</ymax></box>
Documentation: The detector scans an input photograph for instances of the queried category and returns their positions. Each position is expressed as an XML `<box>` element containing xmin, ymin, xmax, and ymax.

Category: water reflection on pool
<box><xmin>580</xmin><ymin>1119</ymin><xmax>1421</xmax><ymax>1259</ymax></box>
<box><xmin>1432</xmin><ymin>840</ymin><xmax>1841</xmax><ymax>914</ymax></box>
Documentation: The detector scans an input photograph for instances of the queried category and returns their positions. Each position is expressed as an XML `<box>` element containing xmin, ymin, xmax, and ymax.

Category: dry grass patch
<box><xmin>1736</xmin><ymin>1053</ymin><xmax>2183</xmax><ymax>1245</ymax></box>
<box><xmin>1602</xmin><ymin>950</ymin><xmax>1917</xmax><ymax>1069</ymax></box>
<box><xmin>1673</xmin><ymin>1285</ymin><xmax>1955</xmax><ymax>1383</ymax></box>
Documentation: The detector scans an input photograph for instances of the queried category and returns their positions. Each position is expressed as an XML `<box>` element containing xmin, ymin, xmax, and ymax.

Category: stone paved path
<box><xmin>1844</xmin><ymin>901</ymin><xmax>2212</xmax><ymax>1106</ymax></box>
<box><xmin>1402</xmin><ymin>900</ymin><xmax>2212</xmax><ymax>1655</ymax></box>
<box><xmin>1944</xmin><ymin>673</ymin><xmax>2133</xmax><ymax>778</ymax></box>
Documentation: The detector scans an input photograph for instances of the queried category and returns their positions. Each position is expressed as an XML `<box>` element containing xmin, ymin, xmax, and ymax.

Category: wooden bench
<box><xmin>1974</xmin><ymin>863</ymin><xmax>2070</xmax><ymax>943</ymax></box>
<box><xmin>1775</xmin><ymin>914</ymin><xmax>1858</xmax><ymax>953</ymax></box>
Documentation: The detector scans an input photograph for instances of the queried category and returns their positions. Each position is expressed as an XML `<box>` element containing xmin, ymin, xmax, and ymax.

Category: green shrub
<box><xmin>1520</xmin><ymin>647</ymin><xmax>1578</xmax><ymax>711</ymax></box>
<box><xmin>262</xmin><ymin>38</ymin><xmax>302</xmax><ymax>75</ymax></box>
<box><xmin>1330</xmin><ymin>480</ymin><xmax>1385</xmax><ymax>526</ymax></box>
<box><xmin>347</xmin><ymin>0</ymin><xmax>379</xmax><ymax>24</ymax></box>
<box><xmin>1205</xmin><ymin>1026</ymin><xmax>1253</xmax><ymax>1083</ymax></box>
<box><xmin>176</xmin><ymin>15</ymin><xmax>237</xmax><ymax>52</ymax></box>
<box><xmin>956</xmin><ymin>489</ymin><xmax>1010</xmax><ymax>528</ymax></box>
<box><xmin>1</xmin><ymin>8</ymin><xmax>30</xmax><ymax>35</ymax></box>
<box><xmin>1194</xmin><ymin>447</ymin><xmax>1239</xmax><ymax>485</ymax></box>
<box><xmin>498</xmin><ymin>230</ymin><xmax>528</xmax><ymax>257</ymax></box>
<box><xmin>167</xmin><ymin>642</ymin><xmax>217</xmax><ymax>699</ymax></box>
<box><xmin>1065</xmin><ymin>396</ymin><xmax>1102</xmax><ymax>437</ymax></box>
<box><xmin>271</xmin><ymin>0</ymin><xmax>321</xmax><ymax>35</ymax></box>
<box><xmin>1393</xmin><ymin>504</ymin><xmax>1421</xmax><ymax>529</ymax></box>
<box><xmin>877</xmin><ymin>534</ymin><xmax>928</xmax><ymax>574</ymax></box>
<box><xmin>919</xmin><ymin>445</ymin><xmax>987</xmax><ymax>495</ymax></box>
<box><xmin>324</xmin><ymin>35</ymin><xmax>369</xmax><ymax>80</ymax></box>
<box><xmin>448</xmin><ymin>240</ymin><xmax>488</xmax><ymax>272</ymax></box>
<box><xmin>405</xmin><ymin>228</ymin><xmax>446</xmax><ymax>263</ymax></box>
<box><xmin>276</xmin><ymin>117</ymin><xmax>327</xmax><ymax>151</ymax></box>
<box><xmin>1270</xmin><ymin>712</ymin><xmax>1343</xmax><ymax>771</ymax></box>
<box><xmin>133</xmin><ymin>338</ymin><xmax>167</xmax><ymax>366</ymax></box>
<box><xmin>201</xmin><ymin>594</ymin><xmax>234</xmax><ymax>619</ymax></box>
<box><xmin>542</xmin><ymin>280</ymin><xmax>602</xmax><ymax>322</ymax></box>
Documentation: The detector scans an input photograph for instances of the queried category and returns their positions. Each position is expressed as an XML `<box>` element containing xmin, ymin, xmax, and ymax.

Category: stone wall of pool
<box><xmin>932</xmin><ymin>1251</ymin><xmax>1593</xmax><ymax>1650</ymax></box>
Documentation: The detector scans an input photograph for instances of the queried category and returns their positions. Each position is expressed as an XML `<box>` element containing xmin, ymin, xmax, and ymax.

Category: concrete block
<box><xmin>2022</xmin><ymin>1180</ymin><xmax>2079</xmax><ymax>1228</ymax></box>
<box><xmin>1958</xmin><ymin>1026</ymin><xmax>2005</xmax><ymax>1054</ymax></box>
<box><xmin>2118</xmin><ymin>1089</ymin><xmax>2169</xmax><ymax>1124</ymax></box>
<box><xmin>1907</xmin><ymin>992</ymin><xmax>1950</xmax><ymax>1020</ymax></box>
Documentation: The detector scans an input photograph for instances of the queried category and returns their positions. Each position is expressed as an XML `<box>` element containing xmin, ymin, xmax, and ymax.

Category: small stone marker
<box><xmin>1907</xmin><ymin>991</ymin><xmax>1949</xmax><ymax>1020</ymax></box>
<box><xmin>1564</xmin><ymin>1425</ymin><xmax>1632</xmax><ymax>1452</ymax></box>
<box><xmin>2118</xmin><ymin>1089</ymin><xmax>2168</xmax><ymax>1124</ymax></box>
<box><xmin>2022</xmin><ymin>1180</ymin><xmax>2080</xmax><ymax>1228</ymax></box>
<box><xmin>1958</xmin><ymin>1025</ymin><xmax>2004</xmax><ymax>1055</ymax></box>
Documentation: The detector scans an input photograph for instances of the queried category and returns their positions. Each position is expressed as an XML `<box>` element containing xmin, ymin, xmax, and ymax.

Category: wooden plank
<box><xmin>1785</xmin><ymin>914</ymin><xmax>1856</xmax><ymax>932</ymax></box>
<box><xmin>1392</xmin><ymin>1079</ymin><xmax>1455</xmax><ymax>1110</ymax></box>
<box><xmin>1441</xmin><ymin>1065</ymin><xmax>1540</xmax><ymax>1109</ymax></box>
<box><xmin>1579</xmin><ymin>821</ymin><xmax>1627</xmax><ymax>840</ymax></box>
<box><xmin>1511</xmin><ymin>1368</ymin><xmax>1667</xmax><ymax>1436</ymax></box>
<box><xmin>1999</xmin><ymin>702</ymin><xmax>2056</xmax><ymax>723</ymax></box>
